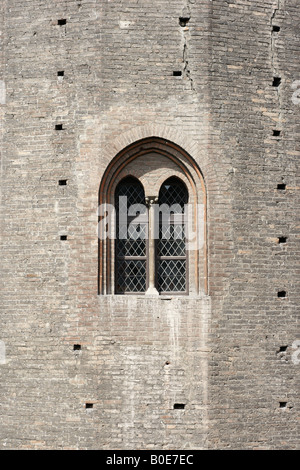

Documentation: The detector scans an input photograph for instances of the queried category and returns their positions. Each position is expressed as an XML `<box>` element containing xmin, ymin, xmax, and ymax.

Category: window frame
<box><xmin>98</xmin><ymin>137</ymin><xmax>207</xmax><ymax>297</ymax></box>
<box><xmin>155</xmin><ymin>177</ymin><xmax>189</xmax><ymax>295</ymax></box>
<box><xmin>114</xmin><ymin>176</ymin><xmax>149</xmax><ymax>295</ymax></box>
<box><xmin>114</xmin><ymin>175</ymin><xmax>189</xmax><ymax>296</ymax></box>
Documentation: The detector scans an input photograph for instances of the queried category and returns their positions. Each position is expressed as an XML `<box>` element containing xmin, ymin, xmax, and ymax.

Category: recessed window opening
<box><xmin>73</xmin><ymin>344</ymin><xmax>81</xmax><ymax>350</ymax></box>
<box><xmin>58</xmin><ymin>179</ymin><xmax>67</xmax><ymax>186</ymax></box>
<box><xmin>278</xmin><ymin>237</ymin><xmax>287</xmax><ymax>244</ymax></box>
<box><xmin>115</xmin><ymin>177</ymin><xmax>147</xmax><ymax>294</ymax></box>
<box><xmin>114</xmin><ymin>175</ymin><xmax>189</xmax><ymax>295</ymax></box>
<box><xmin>60</xmin><ymin>235</ymin><xmax>67</xmax><ymax>240</ymax></box>
<box><xmin>57</xmin><ymin>71</ymin><xmax>64</xmax><ymax>77</ymax></box>
<box><xmin>273</xmin><ymin>130</ymin><xmax>281</xmax><ymax>137</ymax></box>
<box><xmin>58</xmin><ymin>19</ymin><xmax>67</xmax><ymax>25</ymax></box>
<box><xmin>85</xmin><ymin>403</ymin><xmax>93</xmax><ymax>409</ymax></box>
<box><xmin>55</xmin><ymin>124</ymin><xmax>63</xmax><ymax>131</ymax></box>
<box><xmin>173</xmin><ymin>71</ymin><xmax>182</xmax><ymax>77</ymax></box>
<box><xmin>98</xmin><ymin>137</ymin><xmax>207</xmax><ymax>297</ymax></box>
<box><xmin>277</xmin><ymin>183</ymin><xmax>286</xmax><ymax>190</ymax></box>
<box><xmin>157</xmin><ymin>177</ymin><xmax>188</xmax><ymax>294</ymax></box>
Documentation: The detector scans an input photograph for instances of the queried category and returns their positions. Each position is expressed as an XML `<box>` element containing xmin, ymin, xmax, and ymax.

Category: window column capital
<box><xmin>145</xmin><ymin>196</ymin><xmax>158</xmax><ymax>207</ymax></box>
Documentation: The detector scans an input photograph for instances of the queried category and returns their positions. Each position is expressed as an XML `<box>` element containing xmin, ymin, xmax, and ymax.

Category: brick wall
<box><xmin>0</xmin><ymin>0</ymin><xmax>299</xmax><ymax>449</ymax></box>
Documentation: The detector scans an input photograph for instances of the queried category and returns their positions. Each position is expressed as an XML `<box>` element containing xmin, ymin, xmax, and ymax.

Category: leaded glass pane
<box><xmin>157</xmin><ymin>177</ymin><xmax>188</xmax><ymax>293</ymax></box>
<box><xmin>116</xmin><ymin>179</ymin><xmax>146</xmax><ymax>212</ymax></box>
<box><xmin>159</xmin><ymin>178</ymin><xmax>188</xmax><ymax>209</ymax></box>
<box><xmin>116</xmin><ymin>260</ymin><xmax>147</xmax><ymax>293</ymax></box>
<box><xmin>158</xmin><ymin>224</ymin><xmax>186</xmax><ymax>257</ymax></box>
<box><xmin>157</xmin><ymin>259</ymin><xmax>186</xmax><ymax>292</ymax></box>
<box><xmin>115</xmin><ymin>177</ymin><xmax>147</xmax><ymax>294</ymax></box>
<box><xmin>117</xmin><ymin>234</ymin><xmax>147</xmax><ymax>258</ymax></box>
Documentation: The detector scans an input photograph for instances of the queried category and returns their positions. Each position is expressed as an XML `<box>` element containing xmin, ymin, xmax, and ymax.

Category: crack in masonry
<box><xmin>181</xmin><ymin>3</ymin><xmax>195</xmax><ymax>91</ymax></box>
<box><xmin>271</xmin><ymin>1</ymin><xmax>279</xmax><ymax>24</ymax></box>
<box><xmin>270</xmin><ymin>0</ymin><xmax>280</xmax><ymax>75</ymax></box>
<box><xmin>270</xmin><ymin>0</ymin><xmax>283</xmax><ymax>126</ymax></box>
<box><xmin>183</xmin><ymin>38</ymin><xmax>195</xmax><ymax>91</ymax></box>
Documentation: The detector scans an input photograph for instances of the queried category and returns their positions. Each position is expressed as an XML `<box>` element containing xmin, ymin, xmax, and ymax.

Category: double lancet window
<box><xmin>98</xmin><ymin>137</ymin><xmax>207</xmax><ymax>296</ymax></box>
<box><xmin>115</xmin><ymin>176</ymin><xmax>188</xmax><ymax>294</ymax></box>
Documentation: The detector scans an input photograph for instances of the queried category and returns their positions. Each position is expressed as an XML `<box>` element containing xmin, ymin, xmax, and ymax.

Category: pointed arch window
<box><xmin>156</xmin><ymin>177</ymin><xmax>188</xmax><ymax>294</ymax></box>
<box><xmin>114</xmin><ymin>176</ymin><xmax>188</xmax><ymax>295</ymax></box>
<box><xmin>115</xmin><ymin>177</ymin><xmax>147</xmax><ymax>294</ymax></box>
<box><xmin>98</xmin><ymin>137</ymin><xmax>207</xmax><ymax>296</ymax></box>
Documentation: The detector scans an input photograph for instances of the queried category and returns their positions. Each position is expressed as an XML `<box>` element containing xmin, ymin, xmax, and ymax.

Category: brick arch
<box><xmin>98</xmin><ymin>137</ymin><xmax>207</xmax><ymax>296</ymax></box>
<box><xmin>158</xmin><ymin>175</ymin><xmax>189</xmax><ymax>202</ymax></box>
<box><xmin>100</xmin><ymin>124</ymin><xmax>200</xmax><ymax>170</ymax></box>
<box><xmin>98</xmin><ymin>124</ymin><xmax>217</xmax><ymax>194</ymax></box>
<box><xmin>110</xmin><ymin>164</ymin><xmax>193</xmax><ymax>205</ymax></box>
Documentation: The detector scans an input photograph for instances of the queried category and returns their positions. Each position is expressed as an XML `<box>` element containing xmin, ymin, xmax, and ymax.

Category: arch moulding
<box><xmin>98</xmin><ymin>126</ymin><xmax>209</xmax><ymax>297</ymax></box>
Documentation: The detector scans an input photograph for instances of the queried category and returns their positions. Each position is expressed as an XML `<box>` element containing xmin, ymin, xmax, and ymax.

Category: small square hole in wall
<box><xmin>85</xmin><ymin>403</ymin><xmax>93</xmax><ymax>409</ymax></box>
<box><xmin>60</xmin><ymin>235</ymin><xmax>67</xmax><ymax>241</ymax></box>
<box><xmin>279</xmin><ymin>345</ymin><xmax>288</xmax><ymax>352</ymax></box>
<box><xmin>57</xmin><ymin>71</ymin><xmax>64</xmax><ymax>77</ymax></box>
<box><xmin>277</xmin><ymin>183</ymin><xmax>286</xmax><ymax>190</ymax></box>
<box><xmin>58</xmin><ymin>179</ymin><xmax>67</xmax><ymax>186</ymax></box>
<box><xmin>55</xmin><ymin>124</ymin><xmax>63</xmax><ymax>131</ymax></box>
<box><xmin>58</xmin><ymin>19</ymin><xmax>67</xmax><ymax>26</ymax></box>
<box><xmin>277</xmin><ymin>290</ymin><xmax>287</xmax><ymax>298</ymax></box>
<box><xmin>173</xmin><ymin>71</ymin><xmax>182</xmax><ymax>77</ymax></box>
<box><xmin>278</xmin><ymin>236</ymin><xmax>287</xmax><ymax>244</ymax></box>
<box><xmin>179</xmin><ymin>17</ymin><xmax>190</xmax><ymax>27</ymax></box>
<box><xmin>273</xmin><ymin>25</ymin><xmax>280</xmax><ymax>32</ymax></box>
<box><xmin>173</xmin><ymin>403</ymin><xmax>185</xmax><ymax>410</ymax></box>
<box><xmin>279</xmin><ymin>401</ymin><xmax>287</xmax><ymax>408</ymax></box>
<box><xmin>273</xmin><ymin>77</ymin><xmax>281</xmax><ymax>87</ymax></box>
<box><xmin>73</xmin><ymin>344</ymin><xmax>81</xmax><ymax>351</ymax></box>
<box><xmin>273</xmin><ymin>130</ymin><xmax>281</xmax><ymax>137</ymax></box>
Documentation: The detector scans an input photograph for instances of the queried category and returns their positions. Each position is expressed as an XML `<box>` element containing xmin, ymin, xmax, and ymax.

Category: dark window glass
<box><xmin>157</xmin><ymin>178</ymin><xmax>188</xmax><ymax>293</ymax></box>
<box><xmin>115</xmin><ymin>177</ymin><xmax>147</xmax><ymax>294</ymax></box>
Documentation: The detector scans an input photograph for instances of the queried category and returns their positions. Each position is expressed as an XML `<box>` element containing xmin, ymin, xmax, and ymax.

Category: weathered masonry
<box><xmin>0</xmin><ymin>0</ymin><xmax>299</xmax><ymax>450</ymax></box>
